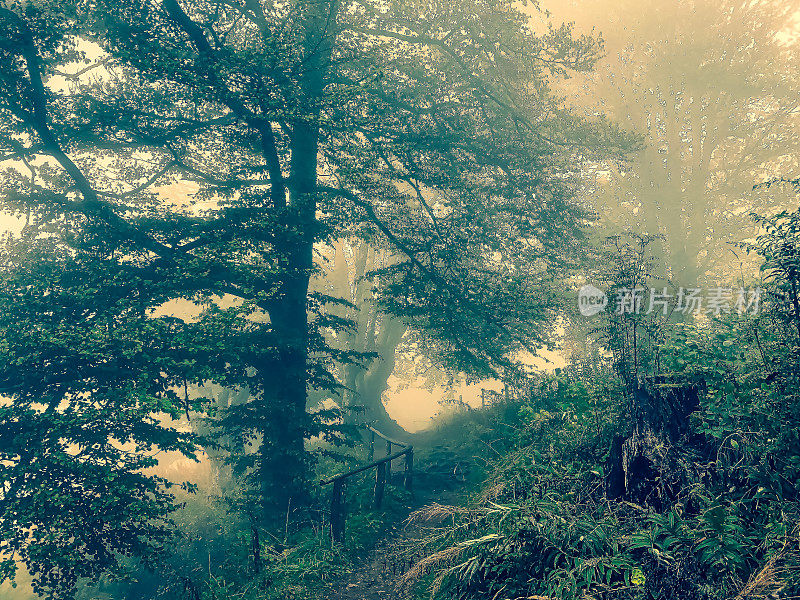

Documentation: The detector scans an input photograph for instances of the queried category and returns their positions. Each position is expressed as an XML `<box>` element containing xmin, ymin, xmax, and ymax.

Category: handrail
<box><xmin>319</xmin><ymin>446</ymin><xmax>410</xmax><ymax>485</ymax></box>
<box><xmin>320</xmin><ymin>425</ymin><xmax>413</xmax><ymax>543</ymax></box>
<box><xmin>365</xmin><ymin>425</ymin><xmax>408</xmax><ymax>448</ymax></box>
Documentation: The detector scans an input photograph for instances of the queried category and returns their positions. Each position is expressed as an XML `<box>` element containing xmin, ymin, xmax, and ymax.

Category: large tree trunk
<box><xmin>257</xmin><ymin>0</ymin><xmax>340</xmax><ymax>518</ymax></box>
<box><xmin>260</xmin><ymin>285</ymin><xmax>312</xmax><ymax>516</ymax></box>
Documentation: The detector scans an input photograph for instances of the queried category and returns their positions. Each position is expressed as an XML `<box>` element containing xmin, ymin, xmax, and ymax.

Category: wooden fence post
<box><xmin>324</xmin><ymin>427</ymin><xmax>412</xmax><ymax>539</ymax></box>
<box><xmin>403</xmin><ymin>448</ymin><xmax>413</xmax><ymax>492</ymax></box>
<box><xmin>374</xmin><ymin>461</ymin><xmax>386</xmax><ymax>508</ymax></box>
<box><xmin>331</xmin><ymin>479</ymin><xmax>344</xmax><ymax>544</ymax></box>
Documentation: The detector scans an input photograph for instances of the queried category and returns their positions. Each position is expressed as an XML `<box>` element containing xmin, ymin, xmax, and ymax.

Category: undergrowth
<box><xmin>400</xmin><ymin>211</ymin><xmax>800</xmax><ymax>600</ymax></box>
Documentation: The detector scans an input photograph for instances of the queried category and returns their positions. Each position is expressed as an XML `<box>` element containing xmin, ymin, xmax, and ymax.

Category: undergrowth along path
<box><xmin>321</xmin><ymin>481</ymin><xmax>468</xmax><ymax>600</ymax></box>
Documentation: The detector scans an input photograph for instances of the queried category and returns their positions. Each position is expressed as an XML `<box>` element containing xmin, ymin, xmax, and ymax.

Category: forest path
<box><xmin>320</xmin><ymin>483</ymin><xmax>467</xmax><ymax>600</ymax></box>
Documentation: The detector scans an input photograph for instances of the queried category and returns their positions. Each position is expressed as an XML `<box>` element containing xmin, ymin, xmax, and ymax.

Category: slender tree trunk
<box><xmin>356</xmin><ymin>319</ymin><xmax>408</xmax><ymax>438</ymax></box>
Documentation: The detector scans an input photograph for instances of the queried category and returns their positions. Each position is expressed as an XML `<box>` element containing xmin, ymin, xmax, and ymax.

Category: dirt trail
<box><xmin>322</xmin><ymin>531</ymin><xmax>417</xmax><ymax>600</ymax></box>
<box><xmin>321</xmin><ymin>487</ymin><xmax>465</xmax><ymax>600</ymax></box>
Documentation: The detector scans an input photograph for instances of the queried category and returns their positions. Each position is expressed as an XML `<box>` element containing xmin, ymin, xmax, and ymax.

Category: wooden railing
<box><xmin>320</xmin><ymin>425</ymin><xmax>413</xmax><ymax>543</ymax></box>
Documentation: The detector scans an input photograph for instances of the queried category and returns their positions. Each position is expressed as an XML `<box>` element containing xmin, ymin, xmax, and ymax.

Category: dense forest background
<box><xmin>0</xmin><ymin>0</ymin><xmax>798</xmax><ymax>599</ymax></box>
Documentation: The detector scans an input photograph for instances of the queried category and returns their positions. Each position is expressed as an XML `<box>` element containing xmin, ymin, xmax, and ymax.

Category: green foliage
<box><xmin>0</xmin><ymin>241</ymin><xmax>201</xmax><ymax>599</ymax></box>
<box><xmin>0</xmin><ymin>1</ymin><xmax>632</xmax><ymax>592</ymax></box>
<box><xmin>240</xmin><ymin>533</ymin><xmax>349</xmax><ymax>600</ymax></box>
<box><xmin>407</xmin><ymin>208</ymin><xmax>800</xmax><ymax>599</ymax></box>
<box><xmin>409</xmin><ymin>428</ymin><xmax>800</xmax><ymax>600</ymax></box>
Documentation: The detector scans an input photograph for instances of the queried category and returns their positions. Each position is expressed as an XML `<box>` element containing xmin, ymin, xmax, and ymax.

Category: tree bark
<box><xmin>256</xmin><ymin>0</ymin><xmax>341</xmax><ymax>518</ymax></box>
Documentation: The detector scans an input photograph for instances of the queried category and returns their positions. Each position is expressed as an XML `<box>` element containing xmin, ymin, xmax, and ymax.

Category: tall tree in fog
<box><xmin>559</xmin><ymin>0</ymin><xmax>800</xmax><ymax>284</ymax></box>
<box><xmin>0</xmin><ymin>1</ymin><xmax>629</xmax><ymax>591</ymax></box>
<box><xmin>320</xmin><ymin>241</ymin><xmax>408</xmax><ymax>437</ymax></box>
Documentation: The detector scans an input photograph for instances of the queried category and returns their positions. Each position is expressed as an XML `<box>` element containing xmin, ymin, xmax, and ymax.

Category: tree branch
<box><xmin>0</xmin><ymin>7</ymin><xmax>178</xmax><ymax>261</ymax></box>
<box><xmin>161</xmin><ymin>0</ymin><xmax>287</xmax><ymax>208</ymax></box>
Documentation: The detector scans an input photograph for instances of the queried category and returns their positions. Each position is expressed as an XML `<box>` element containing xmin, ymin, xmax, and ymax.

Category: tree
<box><xmin>320</xmin><ymin>240</ymin><xmax>409</xmax><ymax>437</ymax></box>
<box><xmin>552</xmin><ymin>0</ymin><xmax>800</xmax><ymax>285</ymax></box>
<box><xmin>0</xmin><ymin>237</ymin><xmax>201</xmax><ymax>599</ymax></box>
<box><xmin>0</xmin><ymin>3</ymin><xmax>628</xmax><ymax>587</ymax></box>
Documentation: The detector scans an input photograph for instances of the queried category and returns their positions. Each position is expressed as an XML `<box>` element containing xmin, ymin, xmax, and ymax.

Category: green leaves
<box><xmin>0</xmin><ymin>240</ymin><xmax>207</xmax><ymax>599</ymax></box>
